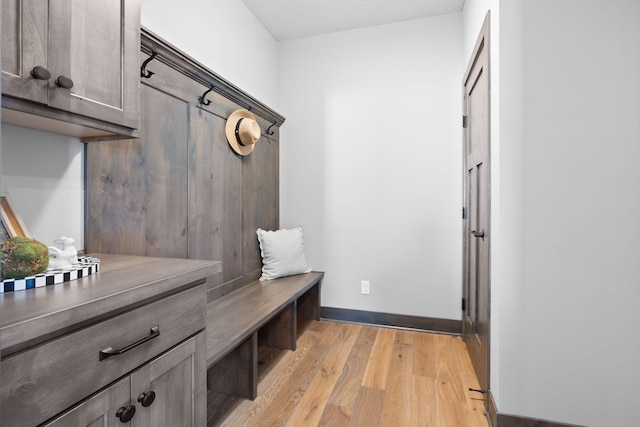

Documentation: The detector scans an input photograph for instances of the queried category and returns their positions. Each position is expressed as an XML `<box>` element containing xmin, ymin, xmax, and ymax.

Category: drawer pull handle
<box><xmin>55</xmin><ymin>75</ymin><xmax>74</xmax><ymax>89</ymax></box>
<box><xmin>471</xmin><ymin>229</ymin><xmax>485</xmax><ymax>239</ymax></box>
<box><xmin>138</xmin><ymin>390</ymin><xmax>156</xmax><ymax>407</ymax></box>
<box><xmin>115</xmin><ymin>405</ymin><xmax>136</xmax><ymax>423</ymax></box>
<box><xmin>99</xmin><ymin>326</ymin><xmax>160</xmax><ymax>361</ymax></box>
<box><xmin>31</xmin><ymin>66</ymin><xmax>51</xmax><ymax>81</ymax></box>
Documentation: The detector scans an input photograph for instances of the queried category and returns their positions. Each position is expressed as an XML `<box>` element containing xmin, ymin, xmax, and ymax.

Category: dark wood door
<box><xmin>130</xmin><ymin>333</ymin><xmax>206</xmax><ymax>427</ymax></box>
<box><xmin>2</xmin><ymin>0</ymin><xmax>139</xmax><ymax>129</ymax></box>
<box><xmin>44</xmin><ymin>377</ymin><xmax>131</xmax><ymax>426</ymax></box>
<box><xmin>48</xmin><ymin>0</ymin><xmax>140</xmax><ymax>128</ymax></box>
<box><xmin>1</xmin><ymin>0</ymin><xmax>49</xmax><ymax>104</ymax></box>
<box><xmin>462</xmin><ymin>13</ymin><xmax>491</xmax><ymax>403</ymax></box>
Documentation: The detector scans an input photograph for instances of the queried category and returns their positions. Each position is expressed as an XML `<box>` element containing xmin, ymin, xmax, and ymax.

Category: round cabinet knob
<box><xmin>31</xmin><ymin>66</ymin><xmax>51</xmax><ymax>81</ymax></box>
<box><xmin>55</xmin><ymin>75</ymin><xmax>74</xmax><ymax>89</ymax></box>
<box><xmin>137</xmin><ymin>390</ymin><xmax>156</xmax><ymax>407</ymax></box>
<box><xmin>115</xmin><ymin>405</ymin><xmax>136</xmax><ymax>423</ymax></box>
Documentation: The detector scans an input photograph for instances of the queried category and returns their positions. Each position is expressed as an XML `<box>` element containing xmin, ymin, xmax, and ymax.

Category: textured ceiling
<box><xmin>241</xmin><ymin>0</ymin><xmax>465</xmax><ymax>41</ymax></box>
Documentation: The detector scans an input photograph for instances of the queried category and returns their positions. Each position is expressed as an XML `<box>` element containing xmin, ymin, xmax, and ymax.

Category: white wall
<box><xmin>141</xmin><ymin>0</ymin><xmax>279</xmax><ymax>108</ymax></box>
<box><xmin>0</xmin><ymin>124</ymin><xmax>85</xmax><ymax>249</ymax></box>
<box><xmin>464</xmin><ymin>0</ymin><xmax>640</xmax><ymax>425</ymax></box>
<box><xmin>517</xmin><ymin>1</ymin><xmax>640</xmax><ymax>425</ymax></box>
<box><xmin>278</xmin><ymin>14</ymin><xmax>464</xmax><ymax>320</ymax></box>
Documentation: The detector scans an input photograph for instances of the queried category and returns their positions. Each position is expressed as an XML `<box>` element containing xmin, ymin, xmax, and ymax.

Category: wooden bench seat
<box><xmin>205</xmin><ymin>271</ymin><xmax>323</xmax><ymax>399</ymax></box>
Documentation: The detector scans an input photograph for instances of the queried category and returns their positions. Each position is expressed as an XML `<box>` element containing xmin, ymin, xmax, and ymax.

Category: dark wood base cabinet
<box><xmin>0</xmin><ymin>254</ymin><xmax>217</xmax><ymax>427</ymax></box>
<box><xmin>45</xmin><ymin>333</ymin><xmax>206</xmax><ymax>427</ymax></box>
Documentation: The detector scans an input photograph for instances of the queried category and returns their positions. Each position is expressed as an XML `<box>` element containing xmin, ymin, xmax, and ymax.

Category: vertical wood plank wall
<box><xmin>86</xmin><ymin>45</ymin><xmax>280</xmax><ymax>301</ymax></box>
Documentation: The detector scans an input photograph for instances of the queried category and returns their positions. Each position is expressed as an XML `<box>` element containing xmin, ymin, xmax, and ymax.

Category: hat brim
<box><xmin>226</xmin><ymin>109</ymin><xmax>259</xmax><ymax>156</ymax></box>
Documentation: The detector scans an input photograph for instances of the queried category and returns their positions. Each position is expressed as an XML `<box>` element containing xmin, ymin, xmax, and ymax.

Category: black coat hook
<box><xmin>140</xmin><ymin>52</ymin><xmax>157</xmax><ymax>79</ymax></box>
<box><xmin>266</xmin><ymin>122</ymin><xmax>276</xmax><ymax>135</ymax></box>
<box><xmin>199</xmin><ymin>85</ymin><xmax>214</xmax><ymax>106</ymax></box>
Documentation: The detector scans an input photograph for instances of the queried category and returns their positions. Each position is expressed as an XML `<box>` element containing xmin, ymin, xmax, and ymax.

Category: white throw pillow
<box><xmin>256</xmin><ymin>227</ymin><xmax>311</xmax><ymax>280</ymax></box>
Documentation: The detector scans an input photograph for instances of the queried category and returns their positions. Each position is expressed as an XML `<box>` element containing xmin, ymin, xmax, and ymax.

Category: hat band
<box><xmin>235</xmin><ymin>118</ymin><xmax>247</xmax><ymax>146</ymax></box>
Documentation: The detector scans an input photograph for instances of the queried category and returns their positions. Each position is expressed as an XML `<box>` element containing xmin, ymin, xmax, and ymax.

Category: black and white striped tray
<box><xmin>1</xmin><ymin>256</ymin><xmax>100</xmax><ymax>293</ymax></box>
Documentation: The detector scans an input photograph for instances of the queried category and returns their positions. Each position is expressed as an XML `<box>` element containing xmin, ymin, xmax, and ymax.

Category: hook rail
<box><xmin>199</xmin><ymin>85</ymin><xmax>214</xmax><ymax>106</ymax></box>
<box><xmin>140</xmin><ymin>52</ymin><xmax>157</xmax><ymax>79</ymax></box>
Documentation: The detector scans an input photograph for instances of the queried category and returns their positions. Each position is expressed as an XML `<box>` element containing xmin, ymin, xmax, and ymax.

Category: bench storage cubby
<box><xmin>206</xmin><ymin>272</ymin><xmax>323</xmax><ymax>400</ymax></box>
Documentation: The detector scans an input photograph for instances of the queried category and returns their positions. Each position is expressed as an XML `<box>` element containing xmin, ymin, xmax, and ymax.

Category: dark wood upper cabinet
<box><xmin>1</xmin><ymin>0</ymin><xmax>49</xmax><ymax>105</ymax></box>
<box><xmin>1</xmin><ymin>0</ymin><xmax>141</xmax><ymax>138</ymax></box>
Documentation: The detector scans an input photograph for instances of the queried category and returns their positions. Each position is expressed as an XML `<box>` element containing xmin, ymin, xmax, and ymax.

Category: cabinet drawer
<box><xmin>0</xmin><ymin>285</ymin><xmax>205</xmax><ymax>426</ymax></box>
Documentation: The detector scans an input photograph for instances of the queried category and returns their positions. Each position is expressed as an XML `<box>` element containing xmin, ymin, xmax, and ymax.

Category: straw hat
<box><xmin>225</xmin><ymin>109</ymin><xmax>261</xmax><ymax>156</ymax></box>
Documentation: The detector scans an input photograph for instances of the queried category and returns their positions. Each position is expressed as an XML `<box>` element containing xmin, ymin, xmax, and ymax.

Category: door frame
<box><xmin>462</xmin><ymin>10</ymin><xmax>491</xmax><ymax>406</ymax></box>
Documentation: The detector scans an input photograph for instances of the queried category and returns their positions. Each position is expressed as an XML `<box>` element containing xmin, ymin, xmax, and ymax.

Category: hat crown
<box><xmin>238</xmin><ymin>118</ymin><xmax>261</xmax><ymax>146</ymax></box>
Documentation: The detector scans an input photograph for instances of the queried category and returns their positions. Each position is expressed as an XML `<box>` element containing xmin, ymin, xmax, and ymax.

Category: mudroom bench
<box><xmin>205</xmin><ymin>271</ymin><xmax>324</xmax><ymax>400</ymax></box>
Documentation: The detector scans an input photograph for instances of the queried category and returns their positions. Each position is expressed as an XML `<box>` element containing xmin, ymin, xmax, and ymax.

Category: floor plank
<box><xmin>207</xmin><ymin>320</ymin><xmax>489</xmax><ymax>427</ymax></box>
<box><xmin>379</xmin><ymin>341</ymin><xmax>412</xmax><ymax>426</ymax></box>
<box><xmin>348</xmin><ymin>386</ymin><xmax>384</xmax><ymax>427</ymax></box>
<box><xmin>327</xmin><ymin>325</ymin><xmax>377</xmax><ymax>414</ymax></box>
<box><xmin>285</xmin><ymin>323</ymin><xmax>360</xmax><ymax>426</ymax></box>
<box><xmin>361</xmin><ymin>327</ymin><xmax>396</xmax><ymax>389</ymax></box>
<box><xmin>318</xmin><ymin>403</ymin><xmax>350</xmax><ymax>427</ymax></box>
<box><xmin>411</xmin><ymin>375</ymin><xmax>438</xmax><ymax>427</ymax></box>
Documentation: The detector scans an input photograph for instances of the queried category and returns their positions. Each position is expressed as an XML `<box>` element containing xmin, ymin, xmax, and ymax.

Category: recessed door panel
<box><xmin>462</xmin><ymin>12</ymin><xmax>491</xmax><ymax>408</ymax></box>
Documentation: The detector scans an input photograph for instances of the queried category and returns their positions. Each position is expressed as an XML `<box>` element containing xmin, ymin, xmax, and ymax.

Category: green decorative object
<box><xmin>0</xmin><ymin>237</ymin><xmax>49</xmax><ymax>280</ymax></box>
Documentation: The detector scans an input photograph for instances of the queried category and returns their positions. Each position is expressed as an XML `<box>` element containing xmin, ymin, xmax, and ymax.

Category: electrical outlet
<box><xmin>361</xmin><ymin>280</ymin><xmax>370</xmax><ymax>295</ymax></box>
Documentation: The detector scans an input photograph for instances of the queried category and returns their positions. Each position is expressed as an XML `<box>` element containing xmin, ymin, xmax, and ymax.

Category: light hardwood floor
<box><xmin>207</xmin><ymin>320</ymin><xmax>489</xmax><ymax>427</ymax></box>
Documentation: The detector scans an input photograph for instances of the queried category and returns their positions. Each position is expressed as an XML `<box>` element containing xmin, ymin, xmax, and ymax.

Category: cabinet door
<box><xmin>1</xmin><ymin>0</ymin><xmax>49</xmax><ymax>104</ymax></box>
<box><xmin>48</xmin><ymin>0</ymin><xmax>140</xmax><ymax>128</ymax></box>
<box><xmin>44</xmin><ymin>377</ymin><xmax>132</xmax><ymax>427</ymax></box>
<box><xmin>130</xmin><ymin>333</ymin><xmax>206</xmax><ymax>427</ymax></box>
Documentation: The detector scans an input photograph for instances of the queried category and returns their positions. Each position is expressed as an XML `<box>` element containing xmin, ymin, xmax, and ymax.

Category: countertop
<box><xmin>0</xmin><ymin>253</ymin><xmax>220</xmax><ymax>354</ymax></box>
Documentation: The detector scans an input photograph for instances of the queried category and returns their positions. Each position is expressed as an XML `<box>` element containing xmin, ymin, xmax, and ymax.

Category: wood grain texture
<box><xmin>142</xmin><ymin>85</ymin><xmax>189</xmax><ymax>257</ymax></box>
<box><xmin>206</xmin><ymin>272</ymin><xmax>323</xmax><ymax>366</ymax></box>
<box><xmin>48</xmin><ymin>0</ymin><xmax>140</xmax><ymax>128</ymax></box>
<box><xmin>379</xmin><ymin>341</ymin><xmax>412</xmax><ymax>426</ymax></box>
<box><xmin>207</xmin><ymin>321</ymin><xmax>323</xmax><ymax>427</ymax></box>
<box><xmin>284</xmin><ymin>324</ymin><xmax>360</xmax><ymax>426</ymax></box>
<box><xmin>318</xmin><ymin>403</ymin><xmax>349</xmax><ymax>427</ymax></box>
<box><xmin>2</xmin><ymin>0</ymin><xmax>140</xmax><ymax>130</ymax></box>
<box><xmin>349</xmin><ymin>386</ymin><xmax>384</xmax><ymax>427</ymax></box>
<box><xmin>224</xmin><ymin>321</ymin><xmax>344</xmax><ymax>427</ymax></box>
<box><xmin>297</xmin><ymin>281</ymin><xmax>320</xmax><ymax>330</ymax></box>
<box><xmin>1</xmin><ymin>0</ymin><xmax>49</xmax><ymax>104</ymax></box>
<box><xmin>131</xmin><ymin>332</ymin><xmax>207</xmax><ymax>427</ymax></box>
<box><xmin>86</xmin><ymin>82</ymin><xmax>189</xmax><ymax>257</ymax></box>
<box><xmin>258</xmin><ymin>303</ymin><xmax>296</xmax><ymax>351</ymax></box>
<box><xmin>86</xmin><ymin>136</ymin><xmax>146</xmax><ymax>255</ymax></box>
<box><xmin>361</xmin><ymin>327</ymin><xmax>395</xmax><ymax>389</ymax></box>
<box><xmin>208</xmin><ymin>333</ymin><xmax>258</xmax><ymax>400</ymax></box>
<box><xmin>44</xmin><ymin>376</ymin><xmax>131</xmax><ymax>426</ymax></box>
<box><xmin>221</xmin><ymin>115</ymin><xmax>244</xmax><ymax>284</ymax></box>
<box><xmin>65</xmin><ymin>0</ymin><xmax>123</xmax><ymax>108</ymax></box>
<box><xmin>0</xmin><ymin>253</ymin><xmax>218</xmax><ymax>353</ymax></box>
<box><xmin>208</xmin><ymin>321</ymin><xmax>490</xmax><ymax>427</ymax></box>
<box><xmin>327</xmin><ymin>325</ymin><xmax>377</xmax><ymax>414</ymax></box>
<box><xmin>411</xmin><ymin>375</ymin><xmax>438</xmax><ymax>427</ymax></box>
<box><xmin>189</xmin><ymin>107</ymin><xmax>225</xmax><ymax>289</ymax></box>
<box><xmin>88</xmin><ymin>35</ymin><xmax>281</xmax><ymax>299</ymax></box>
<box><xmin>242</xmin><ymin>133</ymin><xmax>279</xmax><ymax>275</ymax></box>
<box><xmin>1</xmin><ymin>285</ymin><xmax>205</xmax><ymax>426</ymax></box>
